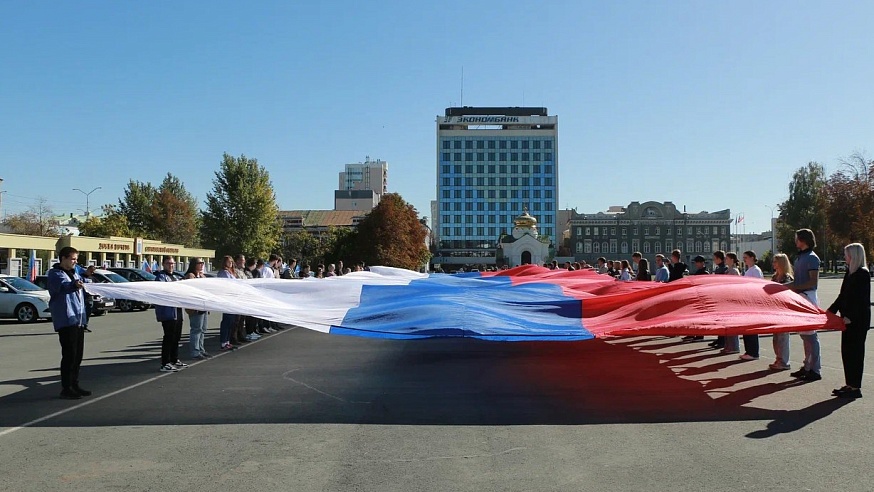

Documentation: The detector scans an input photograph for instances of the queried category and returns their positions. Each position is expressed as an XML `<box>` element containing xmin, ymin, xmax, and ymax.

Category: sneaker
<box><xmin>160</xmin><ymin>363</ymin><xmax>179</xmax><ymax>372</ymax></box>
<box><xmin>802</xmin><ymin>371</ymin><xmax>822</xmax><ymax>382</ymax></box>
<box><xmin>790</xmin><ymin>368</ymin><xmax>809</xmax><ymax>379</ymax></box>
<box><xmin>739</xmin><ymin>354</ymin><xmax>759</xmax><ymax>361</ymax></box>
<box><xmin>201</xmin><ymin>351</ymin><xmax>212</xmax><ymax>358</ymax></box>
<box><xmin>769</xmin><ymin>362</ymin><xmax>791</xmax><ymax>371</ymax></box>
<box><xmin>246</xmin><ymin>333</ymin><xmax>261</xmax><ymax>341</ymax></box>
<box><xmin>220</xmin><ymin>343</ymin><xmax>236</xmax><ymax>351</ymax></box>
<box><xmin>173</xmin><ymin>360</ymin><xmax>189</xmax><ymax>369</ymax></box>
<box><xmin>721</xmin><ymin>349</ymin><xmax>740</xmax><ymax>355</ymax></box>
<box><xmin>59</xmin><ymin>389</ymin><xmax>82</xmax><ymax>400</ymax></box>
<box><xmin>192</xmin><ymin>354</ymin><xmax>207</xmax><ymax>360</ymax></box>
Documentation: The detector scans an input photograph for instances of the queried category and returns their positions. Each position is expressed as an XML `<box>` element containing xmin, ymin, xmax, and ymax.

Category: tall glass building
<box><xmin>434</xmin><ymin>107</ymin><xmax>558</xmax><ymax>268</ymax></box>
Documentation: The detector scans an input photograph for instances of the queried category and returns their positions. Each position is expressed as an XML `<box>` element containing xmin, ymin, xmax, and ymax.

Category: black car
<box><xmin>106</xmin><ymin>268</ymin><xmax>158</xmax><ymax>282</ymax></box>
<box><xmin>33</xmin><ymin>275</ymin><xmax>114</xmax><ymax>316</ymax></box>
<box><xmin>91</xmin><ymin>269</ymin><xmax>151</xmax><ymax>312</ymax></box>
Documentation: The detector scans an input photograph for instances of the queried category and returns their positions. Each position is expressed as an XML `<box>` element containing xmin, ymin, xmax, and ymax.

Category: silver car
<box><xmin>0</xmin><ymin>275</ymin><xmax>52</xmax><ymax>323</ymax></box>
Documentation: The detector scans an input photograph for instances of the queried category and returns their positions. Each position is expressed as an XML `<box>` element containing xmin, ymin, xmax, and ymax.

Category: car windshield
<box><xmin>99</xmin><ymin>272</ymin><xmax>129</xmax><ymax>283</ymax></box>
<box><xmin>135</xmin><ymin>270</ymin><xmax>157</xmax><ymax>280</ymax></box>
<box><xmin>2</xmin><ymin>277</ymin><xmax>44</xmax><ymax>292</ymax></box>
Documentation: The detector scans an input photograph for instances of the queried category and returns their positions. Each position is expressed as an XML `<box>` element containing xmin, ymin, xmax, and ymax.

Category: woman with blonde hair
<box><xmin>183</xmin><ymin>258</ymin><xmax>210</xmax><ymax>360</ymax></box>
<box><xmin>828</xmin><ymin>243</ymin><xmax>871</xmax><ymax>399</ymax></box>
<box><xmin>769</xmin><ymin>253</ymin><xmax>794</xmax><ymax>370</ymax></box>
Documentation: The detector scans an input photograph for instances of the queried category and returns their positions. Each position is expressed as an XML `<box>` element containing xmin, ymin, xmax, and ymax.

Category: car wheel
<box><xmin>118</xmin><ymin>299</ymin><xmax>133</xmax><ymax>312</ymax></box>
<box><xmin>14</xmin><ymin>303</ymin><xmax>38</xmax><ymax>323</ymax></box>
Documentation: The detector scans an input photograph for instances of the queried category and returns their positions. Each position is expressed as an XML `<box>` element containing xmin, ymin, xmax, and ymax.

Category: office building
<box><xmin>335</xmin><ymin>157</ymin><xmax>388</xmax><ymax>212</ymax></box>
<box><xmin>433</xmin><ymin>107</ymin><xmax>558</xmax><ymax>268</ymax></box>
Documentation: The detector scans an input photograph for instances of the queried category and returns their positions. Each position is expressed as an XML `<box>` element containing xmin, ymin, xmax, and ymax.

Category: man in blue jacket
<box><xmin>155</xmin><ymin>257</ymin><xmax>187</xmax><ymax>372</ymax></box>
<box><xmin>47</xmin><ymin>246</ymin><xmax>90</xmax><ymax>400</ymax></box>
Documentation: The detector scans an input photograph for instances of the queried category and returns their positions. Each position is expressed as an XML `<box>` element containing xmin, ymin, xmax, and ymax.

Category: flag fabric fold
<box><xmin>85</xmin><ymin>266</ymin><xmax>843</xmax><ymax>341</ymax></box>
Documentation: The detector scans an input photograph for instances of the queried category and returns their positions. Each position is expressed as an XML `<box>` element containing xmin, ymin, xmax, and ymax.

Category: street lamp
<box><xmin>765</xmin><ymin>204</ymin><xmax>776</xmax><ymax>256</ymax></box>
<box><xmin>73</xmin><ymin>187</ymin><xmax>102</xmax><ymax>217</ymax></box>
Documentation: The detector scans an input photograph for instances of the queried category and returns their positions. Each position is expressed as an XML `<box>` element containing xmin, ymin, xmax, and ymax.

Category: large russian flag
<box><xmin>84</xmin><ymin>266</ymin><xmax>843</xmax><ymax>340</ymax></box>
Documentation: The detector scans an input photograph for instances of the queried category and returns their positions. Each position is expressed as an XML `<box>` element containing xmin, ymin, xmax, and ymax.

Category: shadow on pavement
<box><xmin>0</xmin><ymin>330</ymin><xmax>852</xmax><ymax>433</ymax></box>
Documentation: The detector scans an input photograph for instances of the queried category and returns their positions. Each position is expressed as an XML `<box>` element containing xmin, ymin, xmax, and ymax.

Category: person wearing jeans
<box><xmin>769</xmin><ymin>253</ymin><xmax>795</xmax><ymax>370</ymax></box>
<box><xmin>183</xmin><ymin>258</ymin><xmax>210</xmax><ymax>359</ymax></box>
<box><xmin>790</xmin><ymin>228</ymin><xmax>823</xmax><ymax>382</ymax></box>
<box><xmin>217</xmin><ymin>255</ymin><xmax>239</xmax><ymax>350</ymax></box>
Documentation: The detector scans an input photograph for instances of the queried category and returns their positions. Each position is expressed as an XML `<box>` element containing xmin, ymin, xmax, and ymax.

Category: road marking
<box><xmin>0</xmin><ymin>326</ymin><xmax>297</xmax><ymax>439</ymax></box>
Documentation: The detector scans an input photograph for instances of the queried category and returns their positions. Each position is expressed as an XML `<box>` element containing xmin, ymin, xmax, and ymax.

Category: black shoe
<box><xmin>60</xmin><ymin>389</ymin><xmax>82</xmax><ymax>400</ymax></box>
<box><xmin>838</xmin><ymin>388</ymin><xmax>862</xmax><ymax>399</ymax></box>
<box><xmin>72</xmin><ymin>385</ymin><xmax>91</xmax><ymax>397</ymax></box>
<box><xmin>802</xmin><ymin>371</ymin><xmax>822</xmax><ymax>382</ymax></box>
<box><xmin>83</xmin><ymin>327</ymin><xmax>92</xmax><ymax>333</ymax></box>
<box><xmin>790</xmin><ymin>369</ymin><xmax>808</xmax><ymax>379</ymax></box>
<box><xmin>832</xmin><ymin>386</ymin><xmax>851</xmax><ymax>396</ymax></box>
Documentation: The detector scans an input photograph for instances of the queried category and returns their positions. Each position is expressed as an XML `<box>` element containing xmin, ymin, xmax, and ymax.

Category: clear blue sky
<box><xmin>2</xmin><ymin>1</ymin><xmax>872</xmax><ymax>236</ymax></box>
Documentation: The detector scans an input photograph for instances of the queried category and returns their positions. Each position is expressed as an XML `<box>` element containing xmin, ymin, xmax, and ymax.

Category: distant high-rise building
<box><xmin>334</xmin><ymin>157</ymin><xmax>388</xmax><ymax>212</ymax></box>
<box><xmin>434</xmin><ymin>107</ymin><xmax>559</xmax><ymax>268</ymax></box>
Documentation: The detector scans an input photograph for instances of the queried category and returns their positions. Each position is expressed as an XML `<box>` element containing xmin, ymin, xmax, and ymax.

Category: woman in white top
<box><xmin>769</xmin><ymin>253</ymin><xmax>794</xmax><ymax>370</ymax></box>
<box><xmin>721</xmin><ymin>253</ymin><xmax>743</xmax><ymax>354</ymax></box>
<box><xmin>618</xmin><ymin>260</ymin><xmax>634</xmax><ymax>281</ymax></box>
<box><xmin>738</xmin><ymin>250</ymin><xmax>764</xmax><ymax>360</ymax></box>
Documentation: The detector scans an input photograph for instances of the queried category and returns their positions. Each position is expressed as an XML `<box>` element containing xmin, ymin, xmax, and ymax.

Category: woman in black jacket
<box><xmin>828</xmin><ymin>243</ymin><xmax>871</xmax><ymax>399</ymax></box>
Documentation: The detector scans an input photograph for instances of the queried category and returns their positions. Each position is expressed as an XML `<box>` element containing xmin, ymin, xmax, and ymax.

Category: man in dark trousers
<box><xmin>155</xmin><ymin>257</ymin><xmax>187</xmax><ymax>372</ymax></box>
<box><xmin>47</xmin><ymin>246</ymin><xmax>90</xmax><ymax>399</ymax></box>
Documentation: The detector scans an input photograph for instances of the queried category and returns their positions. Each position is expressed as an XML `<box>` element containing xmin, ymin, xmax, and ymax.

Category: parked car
<box><xmin>0</xmin><ymin>274</ymin><xmax>52</xmax><ymax>323</ymax></box>
<box><xmin>91</xmin><ymin>269</ymin><xmax>151</xmax><ymax>312</ymax></box>
<box><xmin>107</xmin><ymin>268</ymin><xmax>157</xmax><ymax>282</ymax></box>
<box><xmin>33</xmin><ymin>275</ymin><xmax>114</xmax><ymax>316</ymax></box>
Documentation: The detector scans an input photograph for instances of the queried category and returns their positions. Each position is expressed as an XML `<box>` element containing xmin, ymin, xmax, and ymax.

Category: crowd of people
<box><xmin>44</xmin><ymin>227</ymin><xmax>871</xmax><ymax>401</ymax></box>
<box><xmin>536</xmin><ymin>228</ymin><xmax>870</xmax><ymax>397</ymax></box>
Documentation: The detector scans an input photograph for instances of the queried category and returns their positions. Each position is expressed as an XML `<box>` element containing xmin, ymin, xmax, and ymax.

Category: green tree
<box><xmin>826</xmin><ymin>152</ymin><xmax>874</xmax><ymax>254</ymax></box>
<box><xmin>201</xmin><ymin>153</ymin><xmax>281</xmax><ymax>262</ymax></box>
<box><xmin>118</xmin><ymin>180</ymin><xmax>157</xmax><ymax>237</ymax></box>
<box><xmin>348</xmin><ymin>193</ymin><xmax>429</xmax><ymax>270</ymax></box>
<box><xmin>150</xmin><ymin>173</ymin><xmax>200</xmax><ymax>247</ymax></box>
<box><xmin>777</xmin><ymin>162</ymin><xmax>829</xmax><ymax>260</ymax></box>
<box><xmin>282</xmin><ymin>229</ymin><xmax>323</xmax><ymax>265</ymax></box>
<box><xmin>79</xmin><ymin>204</ymin><xmax>132</xmax><ymax>237</ymax></box>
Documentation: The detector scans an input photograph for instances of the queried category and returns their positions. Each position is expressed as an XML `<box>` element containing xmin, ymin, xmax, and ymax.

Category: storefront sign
<box><xmin>98</xmin><ymin>242</ymin><xmax>132</xmax><ymax>252</ymax></box>
<box><xmin>144</xmin><ymin>246</ymin><xmax>180</xmax><ymax>254</ymax></box>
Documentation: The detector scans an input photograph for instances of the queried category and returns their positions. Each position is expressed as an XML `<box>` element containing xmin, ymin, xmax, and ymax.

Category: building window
<box><xmin>465</xmin><ymin>153</ymin><xmax>473</xmax><ymax>161</ymax></box>
<box><xmin>576</xmin><ymin>242</ymin><xmax>584</xmax><ymax>254</ymax></box>
<box><xmin>499</xmin><ymin>153</ymin><xmax>507</xmax><ymax>161</ymax></box>
<box><xmin>610</xmin><ymin>240</ymin><xmax>617</xmax><ymax>253</ymax></box>
<box><xmin>488</xmin><ymin>165</ymin><xmax>496</xmax><ymax>173</ymax></box>
<box><xmin>545</xmin><ymin>190</ymin><xmax>553</xmax><ymax>198</ymax></box>
<box><xmin>510</xmin><ymin>190</ymin><xmax>518</xmax><ymax>199</ymax></box>
<box><xmin>510</xmin><ymin>177</ymin><xmax>518</xmax><ymax>186</ymax></box>
<box><xmin>442</xmin><ymin>140</ymin><xmax>451</xmax><ymax>149</ymax></box>
<box><xmin>532</xmin><ymin>153</ymin><xmax>541</xmax><ymax>161</ymax></box>
<box><xmin>593</xmin><ymin>242</ymin><xmax>600</xmax><ymax>253</ymax></box>
<box><xmin>476</xmin><ymin>152</ymin><xmax>484</xmax><ymax>161</ymax></box>
<box><xmin>655</xmin><ymin>241</ymin><xmax>662</xmax><ymax>253</ymax></box>
<box><xmin>633</xmin><ymin>227</ymin><xmax>639</xmax><ymax>235</ymax></box>
<box><xmin>632</xmin><ymin>239</ymin><xmax>639</xmax><ymax>252</ymax></box>
<box><xmin>488</xmin><ymin>153</ymin><xmax>496</xmax><ymax>161</ymax></box>
<box><xmin>666</xmin><ymin>239</ymin><xmax>672</xmax><ymax>251</ymax></box>
<box><xmin>533</xmin><ymin>190</ymin><xmax>541</xmax><ymax>198</ymax></box>
<box><xmin>643</xmin><ymin>242</ymin><xmax>651</xmax><ymax>253</ymax></box>
<box><xmin>454</xmin><ymin>140</ymin><xmax>462</xmax><ymax>149</ymax></box>
<box><xmin>522</xmin><ymin>165</ymin><xmax>530</xmax><ymax>173</ymax></box>
<box><xmin>545</xmin><ymin>165</ymin><xmax>553</xmax><ymax>174</ymax></box>
<box><xmin>533</xmin><ymin>177</ymin><xmax>541</xmax><ymax>186</ymax></box>
<box><xmin>465</xmin><ymin>189</ymin><xmax>473</xmax><ymax>198</ymax></box>
<box><xmin>721</xmin><ymin>227</ymin><xmax>726</xmax><ymax>236</ymax></box>
<box><xmin>602</xmin><ymin>242</ymin><xmax>609</xmax><ymax>253</ymax></box>
<box><xmin>510</xmin><ymin>153</ymin><xmax>519</xmax><ymax>161</ymax></box>
<box><xmin>611</xmin><ymin>227</ymin><xmax>616</xmax><ymax>235</ymax></box>
<box><xmin>499</xmin><ymin>141</ymin><xmax>507</xmax><ymax>149</ymax></box>
<box><xmin>703</xmin><ymin>241</ymin><xmax>711</xmax><ymax>252</ymax></box>
<box><xmin>499</xmin><ymin>177</ymin><xmax>508</xmax><ymax>186</ymax></box>
<box><xmin>488</xmin><ymin>140</ymin><xmax>496</xmax><ymax>149</ymax></box>
<box><xmin>510</xmin><ymin>141</ymin><xmax>518</xmax><ymax>149</ymax></box>
<box><xmin>476</xmin><ymin>177</ymin><xmax>485</xmax><ymax>186</ymax></box>
<box><xmin>544</xmin><ymin>177</ymin><xmax>553</xmax><ymax>186</ymax></box>
<box><xmin>591</xmin><ymin>227</ymin><xmax>596</xmax><ymax>235</ymax></box>
<box><xmin>477</xmin><ymin>140</ymin><xmax>484</xmax><ymax>149</ymax></box>
<box><xmin>533</xmin><ymin>165</ymin><xmax>541</xmax><ymax>173</ymax></box>
<box><xmin>489</xmin><ymin>216</ymin><xmax>496</xmax><ymax>224</ymax></box>
<box><xmin>621</xmin><ymin>242</ymin><xmax>628</xmax><ymax>254</ymax></box>
<box><xmin>666</xmin><ymin>227</ymin><xmax>671</xmax><ymax>235</ymax></box>
<box><xmin>622</xmin><ymin>227</ymin><xmax>627</xmax><ymax>236</ymax></box>
<box><xmin>442</xmin><ymin>190</ymin><xmax>450</xmax><ymax>199</ymax></box>
<box><xmin>465</xmin><ymin>203</ymin><xmax>473</xmax><ymax>211</ymax></box>
<box><xmin>545</xmin><ymin>153</ymin><xmax>553</xmax><ymax>161</ymax></box>
<box><xmin>532</xmin><ymin>140</ymin><xmax>541</xmax><ymax>149</ymax></box>
<box><xmin>695</xmin><ymin>240</ymin><xmax>702</xmax><ymax>252</ymax></box>
<box><xmin>585</xmin><ymin>227</ymin><xmax>591</xmax><ymax>235</ymax></box>
<box><xmin>488</xmin><ymin>190</ymin><xmax>496</xmax><ymax>198</ymax></box>
<box><xmin>721</xmin><ymin>241</ymin><xmax>728</xmax><ymax>251</ymax></box>
<box><xmin>499</xmin><ymin>190</ymin><xmax>507</xmax><ymax>198</ymax></box>
<box><xmin>522</xmin><ymin>190</ymin><xmax>529</xmax><ymax>198</ymax></box>
<box><xmin>644</xmin><ymin>227</ymin><xmax>649</xmax><ymax>235</ymax></box>
<box><xmin>655</xmin><ymin>226</ymin><xmax>660</xmax><ymax>235</ymax></box>
<box><xmin>522</xmin><ymin>153</ymin><xmax>529</xmax><ymax>161</ymax></box>
<box><xmin>477</xmin><ymin>201</ymin><xmax>485</xmax><ymax>210</ymax></box>
<box><xmin>696</xmin><ymin>227</ymin><xmax>701</xmax><ymax>235</ymax></box>
<box><xmin>510</xmin><ymin>165</ymin><xmax>519</xmax><ymax>174</ymax></box>
<box><xmin>687</xmin><ymin>239</ymin><xmax>694</xmax><ymax>252</ymax></box>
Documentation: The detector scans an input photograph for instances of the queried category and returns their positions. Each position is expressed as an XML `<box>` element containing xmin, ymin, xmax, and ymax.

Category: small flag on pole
<box><xmin>27</xmin><ymin>251</ymin><xmax>36</xmax><ymax>282</ymax></box>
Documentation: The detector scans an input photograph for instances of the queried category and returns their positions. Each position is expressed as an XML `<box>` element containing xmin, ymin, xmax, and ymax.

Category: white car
<box><xmin>0</xmin><ymin>275</ymin><xmax>53</xmax><ymax>323</ymax></box>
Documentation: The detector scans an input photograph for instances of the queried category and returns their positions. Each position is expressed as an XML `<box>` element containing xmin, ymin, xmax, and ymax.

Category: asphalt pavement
<box><xmin>0</xmin><ymin>277</ymin><xmax>872</xmax><ymax>492</ymax></box>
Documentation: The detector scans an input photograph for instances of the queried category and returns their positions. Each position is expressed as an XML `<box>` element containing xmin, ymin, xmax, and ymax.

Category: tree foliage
<box><xmin>282</xmin><ymin>227</ymin><xmax>354</xmax><ymax>267</ymax></box>
<box><xmin>1</xmin><ymin>198</ymin><xmax>59</xmax><ymax>236</ymax></box>
<box><xmin>777</xmin><ymin>162</ymin><xmax>828</xmax><ymax>259</ymax></box>
<box><xmin>118</xmin><ymin>180</ymin><xmax>157</xmax><ymax>237</ymax></box>
<box><xmin>344</xmin><ymin>193</ymin><xmax>429</xmax><ymax>270</ymax></box>
<box><xmin>825</xmin><ymin>152</ymin><xmax>874</xmax><ymax>254</ymax></box>
<box><xmin>200</xmin><ymin>153</ymin><xmax>281</xmax><ymax>262</ymax></box>
<box><xmin>150</xmin><ymin>173</ymin><xmax>200</xmax><ymax>246</ymax></box>
<box><xmin>79</xmin><ymin>205</ymin><xmax>132</xmax><ymax>238</ymax></box>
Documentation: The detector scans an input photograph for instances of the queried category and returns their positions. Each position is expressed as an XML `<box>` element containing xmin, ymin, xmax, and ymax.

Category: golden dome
<box><xmin>514</xmin><ymin>209</ymin><xmax>538</xmax><ymax>228</ymax></box>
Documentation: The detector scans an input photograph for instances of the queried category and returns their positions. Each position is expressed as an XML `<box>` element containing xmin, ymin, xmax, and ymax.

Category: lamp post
<box><xmin>73</xmin><ymin>187</ymin><xmax>101</xmax><ymax>217</ymax></box>
<box><xmin>765</xmin><ymin>204</ymin><xmax>776</xmax><ymax>256</ymax></box>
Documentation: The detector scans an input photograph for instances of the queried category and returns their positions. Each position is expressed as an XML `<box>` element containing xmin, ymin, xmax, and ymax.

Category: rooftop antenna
<box><xmin>460</xmin><ymin>66</ymin><xmax>464</xmax><ymax>107</ymax></box>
